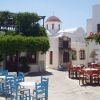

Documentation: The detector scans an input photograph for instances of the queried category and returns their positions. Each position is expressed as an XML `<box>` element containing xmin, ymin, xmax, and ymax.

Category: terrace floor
<box><xmin>0</xmin><ymin>68</ymin><xmax>100</xmax><ymax>100</ymax></box>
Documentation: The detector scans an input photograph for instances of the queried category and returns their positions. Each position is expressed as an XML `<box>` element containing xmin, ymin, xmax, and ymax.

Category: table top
<box><xmin>0</xmin><ymin>76</ymin><xmax>6</xmax><ymax>79</ymax></box>
<box><xmin>83</xmin><ymin>68</ymin><xmax>98</xmax><ymax>71</ymax></box>
<box><xmin>19</xmin><ymin>81</ymin><xmax>35</xmax><ymax>87</ymax></box>
<box><xmin>0</xmin><ymin>75</ymin><xmax>18</xmax><ymax>80</ymax></box>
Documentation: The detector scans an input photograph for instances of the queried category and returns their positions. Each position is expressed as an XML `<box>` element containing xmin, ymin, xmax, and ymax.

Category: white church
<box><xmin>45</xmin><ymin>4</ymin><xmax>100</xmax><ymax>70</ymax></box>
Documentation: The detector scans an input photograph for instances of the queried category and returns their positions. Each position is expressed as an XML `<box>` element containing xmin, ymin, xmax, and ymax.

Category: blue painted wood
<box><xmin>41</xmin><ymin>76</ymin><xmax>49</xmax><ymax>100</ymax></box>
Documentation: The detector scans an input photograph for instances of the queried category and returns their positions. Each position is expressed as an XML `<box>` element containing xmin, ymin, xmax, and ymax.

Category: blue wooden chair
<box><xmin>17</xmin><ymin>72</ymin><xmax>25</xmax><ymax>82</ymax></box>
<box><xmin>41</xmin><ymin>76</ymin><xmax>49</xmax><ymax>100</ymax></box>
<box><xmin>0</xmin><ymin>70</ymin><xmax>8</xmax><ymax>76</ymax></box>
<box><xmin>0</xmin><ymin>69</ymin><xmax>3</xmax><ymax>75</ymax></box>
<box><xmin>3</xmin><ymin>70</ymin><xmax>8</xmax><ymax>76</ymax></box>
<box><xmin>10</xmin><ymin>78</ymin><xmax>30</xmax><ymax>100</ymax></box>
<box><xmin>0</xmin><ymin>78</ymin><xmax>4</xmax><ymax>93</ymax></box>
<box><xmin>30</xmin><ymin>76</ymin><xmax>49</xmax><ymax>100</ymax></box>
<box><xmin>31</xmin><ymin>82</ymin><xmax>46</xmax><ymax>100</ymax></box>
<box><xmin>0</xmin><ymin>70</ymin><xmax>8</xmax><ymax>94</ymax></box>
<box><xmin>5</xmin><ymin>75</ymin><xmax>16</xmax><ymax>94</ymax></box>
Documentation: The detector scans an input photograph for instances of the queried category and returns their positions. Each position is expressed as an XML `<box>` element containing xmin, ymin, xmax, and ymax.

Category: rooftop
<box><xmin>46</xmin><ymin>16</ymin><xmax>61</xmax><ymax>22</ymax></box>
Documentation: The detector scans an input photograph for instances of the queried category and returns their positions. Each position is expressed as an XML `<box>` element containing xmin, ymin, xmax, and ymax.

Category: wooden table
<box><xmin>19</xmin><ymin>81</ymin><xmax>35</xmax><ymax>87</ymax></box>
<box><xmin>82</xmin><ymin>68</ymin><xmax>99</xmax><ymax>84</ymax></box>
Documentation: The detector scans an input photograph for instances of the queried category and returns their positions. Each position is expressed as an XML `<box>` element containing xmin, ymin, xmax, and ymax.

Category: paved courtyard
<box><xmin>0</xmin><ymin>68</ymin><xmax>100</xmax><ymax>100</ymax></box>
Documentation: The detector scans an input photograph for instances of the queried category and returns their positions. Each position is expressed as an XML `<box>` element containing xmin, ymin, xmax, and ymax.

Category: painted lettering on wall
<box><xmin>89</xmin><ymin>32</ymin><xmax>100</xmax><ymax>36</ymax></box>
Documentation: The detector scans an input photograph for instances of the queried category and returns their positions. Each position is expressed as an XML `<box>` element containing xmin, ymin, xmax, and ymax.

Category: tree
<box><xmin>0</xmin><ymin>11</ymin><xmax>48</xmax><ymax>37</ymax></box>
<box><xmin>16</xmin><ymin>12</ymin><xmax>37</xmax><ymax>35</ymax></box>
<box><xmin>0</xmin><ymin>11</ymin><xmax>49</xmax><ymax>72</ymax></box>
<box><xmin>0</xmin><ymin>11</ymin><xmax>16</xmax><ymax>31</ymax></box>
<box><xmin>0</xmin><ymin>35</ymin><xmax>50</xmax><ymax>71</ymax></box>
<box><xmin>16</xmin><ymin>12</ymin><xmax>47</xmax><ymax>36</ymax></box>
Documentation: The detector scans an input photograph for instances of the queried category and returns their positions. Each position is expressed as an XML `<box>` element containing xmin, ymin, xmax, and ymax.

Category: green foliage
<box><xmin>0</xmin><ymin>11</ymin><xmax>48</xmax><ymax>37</ymax></box>
<box><xmin>0</xmin><ymin>35</ymin><xmax>23</xmax><ymax>55</ymax></box>
<box><xmin>0</xmin><ymin>35</ymin><xmax>50</xmax><ymax>55</ymax></box>
<box><xmin>0</xmin><ymin>54</ymin><xmax>3</xmax><ymax>62</ymax></box>
<box><xmin>94</xmin><ymin>35</ymin><xmax>100</xmax><ymax>44</ymax></box>
<box><xmin>0</xmin><ymin>11</ymin><xmax>10</xmax><ymax>26</ymax></box>
<box><xmin>86</xmin><ymin>35</ymin><xmax>100</xmax><ymax>44</ymax></box>
<box><xmin>0</xmin><ymin>11</ymin><xmax>16</xmax><ymax>27</ymax></box>
<box><xmin>0</xmin><ymin>11</ymin><xmax>49</xmax><ymax>71</ymax></box>
<box><xmin>16</xmin><ymin>12</ymin><xmax>47</xmax><ymax>36</ymax></box>
<box><xmin>16</xmin><ymin>12</ymin><xmax>39</xmax><ymax>35</ymax></box>
<box><xmin>5</xmin><ymin>30</ymin><xmax>18</xmax><ymax>35</ymax></box>
<box><xmin>24</xmin><ymin>36</ymin><xmax>49</xmax><ymax>53</ymax></box>
<box><xmin>0</xmin><ymin>31</ymin><xmax>5</xmax><ymax>35</ymax></box>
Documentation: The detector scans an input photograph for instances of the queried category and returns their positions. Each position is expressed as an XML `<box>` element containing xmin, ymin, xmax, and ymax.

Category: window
<box><xmin>97</xmin><ymin>24</ymin><xmax>100</xmax><ymax>33</ymax></box>
<box><xmin>50</xmin><ymin>51</ymin><xmax>53</xmax><ymax>64</ymax></box>
<box><xmin>63</xmin><ymin>51</ymin><xmax>69</xmax><ymax>63</ymax></box>
<box><xmin>72</xmin><ymin>50</ymin><xmax>77</xmax><ymax>60</ymax></box>
<box><xmin>58</xmin><ymin>24</ymin><xmax>60</xmax><ymax>30</ymax></box>
<box><xmin>79</xmin><ymin>50</ymin><xmax>85</xmax><ymax>60</ymax></box>
<box><xmin>27</xmin><ymin>52</ymin><xmax>37</xmax><ymax>64</ymax></box>
<box><xmin>63</xmin><ymin>41</ymin><xmax>68</xmax><ymax>49</ymax></box>
<box><xmin>46</xmin><ymin>24</ymin><xmax>48</xmax><ymax>30</ymax></box>
<box><xmin>52</xmin><ymin>24</ymin><xmax>54</xmax><ymax>29</ymax></box>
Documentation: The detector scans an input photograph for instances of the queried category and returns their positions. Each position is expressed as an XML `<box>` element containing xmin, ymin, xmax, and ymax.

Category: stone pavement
<box><xmin>0</xmin><ymin>68</ymin><xmax>100</xmax><ymax>100</ymax></box>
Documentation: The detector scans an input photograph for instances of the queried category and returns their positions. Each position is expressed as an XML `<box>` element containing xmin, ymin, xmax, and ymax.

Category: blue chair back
<box><xmin>17</xmin><ymin>72</ymin><xmax>24</xmax><ymax>82</ymax></box>
<box><xmin>4</xmin><ymin>75</ymin><xmax>16</xmax><ymax>94</ymax></box>
<box><xmin>41</xmin><ymin>76</ymin><xmax>49</xmax><ymax>100</ymax></box>
<box><xmin>41</xmin><ymin>76</ymin><xmax>49</xmax><ymax>87</ymax></box>
<box><xmin>18</xmin><ymin>72</ymin><xmax>24</xmax><ymax>77</ymax></box>
<box><xmin>0</xmin><ymin>70</ymin><xmax>8</xmax><ymax>76</ymax></box>
<box><xmin>9</xmin><ymin>78</ymin><xmax>19</xmax><ymax>100</ymax></box>
<box><xmin>34</xmin><ymin>82</ymin><xmax>46</xmax><ymax>100</ymax></box>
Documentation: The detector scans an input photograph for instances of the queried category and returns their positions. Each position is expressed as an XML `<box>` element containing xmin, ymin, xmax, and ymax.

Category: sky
<box><xmin>0</xmin><ymin>0</ymin><xmax>100</xmax><ymax>30</ymax></box>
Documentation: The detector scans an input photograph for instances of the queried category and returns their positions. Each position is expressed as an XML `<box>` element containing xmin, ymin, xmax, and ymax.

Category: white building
<box><xmin>87</xmin><ymin>4</ymin><xmax>100</xmax><ymax>63</ymax></box>
<box><xmin>25</xmin><ymin>4</ymin><xmax>100</xmax><ymax>72</ymax></box>
<box><xmin>27</xmin><ymin>4</ymin><xmax>100</xmax><ymax>72</ymax></box>
<box><xmin>45</xmin><ymin>16</ymin><xmax>87</xmax><ymax>69</ymax></box>
<box><xmin>28</xmin><ymin>4</ymin><xmax>100</xmax><ymax>72</ymax></box>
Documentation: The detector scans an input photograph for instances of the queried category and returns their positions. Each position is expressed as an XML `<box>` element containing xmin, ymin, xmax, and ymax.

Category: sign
<box><xmin>89</xmin><ymin>32</ymin><xmax>100</xmax><ymax>36</ymax></box>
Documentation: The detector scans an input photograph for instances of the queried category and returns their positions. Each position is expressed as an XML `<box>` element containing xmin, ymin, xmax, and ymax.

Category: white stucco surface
<box><xmin>86</xmin><ymin>4</ymin><xmax>100</xmax><ymax>63</ymax></box>
<box><xmin>46</xmin><ymin>37</ymin><xmax>59</xmax><ymax>69</ymax></box>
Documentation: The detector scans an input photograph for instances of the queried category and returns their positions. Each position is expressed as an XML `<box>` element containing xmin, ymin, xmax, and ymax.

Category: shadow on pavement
<box><xmin>25</xmin><ymin>71</ymin><xmax>53</xmax><ymax>77</ymax></box>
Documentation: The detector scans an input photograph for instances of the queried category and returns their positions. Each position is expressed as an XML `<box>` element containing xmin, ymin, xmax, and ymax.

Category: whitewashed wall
<box><xmin>92</xmin><ymin>4</ymin><xmax>100</xmax><ymax>32</ymax></box>
<box><xmin>29</xmin><ymin>53</ymin><xmax>46</xmax><ymax>72</ymax></box>
<box><xmin>71</xmin><ymin>42</ymin><xmax>87</xmax><ymax>66</ymax></box>
<box><xmin>46</xmin><ymin>37</ymin><xmax>59</xmax><ymax>69</ymax></box>
<box><xmin>45</xmin><ymin>21</ymin><xmax>62</xmax><ymax>35</ymax></box>
<box><xmin>86</xmin><ymin>18</ymin><xmax>93</xmax><ymax>35</ymax></box>
<box><xmin>29</xmin><ymin>64</ymin><xmax>39</xmax><ymax>72</ymax></box>
<box><xmin>86</xmin><ymin>4</ymin><xmax>100</xmax><ymax>63</ymax></box>
<box><xmin>38</xmin><ymin>52</ymin><xmax>46</xmax><ymax>72</ymax></box>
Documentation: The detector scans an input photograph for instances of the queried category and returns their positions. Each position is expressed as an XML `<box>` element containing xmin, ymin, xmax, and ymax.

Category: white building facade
<box><xmin>30</xmin><ymin>4</ymin><xmax>100</xmax><ymax>72</ymax></box>
<box><xmin>45</xmin><ymin>16</ymin><xmax>87</xmax><ymax>69</ymax></box>
<box><xmin>87</xmin><ymin>4</ymin><xmax>100</xmax><ymax>63</ymax></box>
